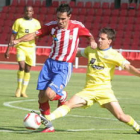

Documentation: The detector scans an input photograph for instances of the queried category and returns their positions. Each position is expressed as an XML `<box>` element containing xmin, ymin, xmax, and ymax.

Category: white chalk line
<box><xmin>2</xmin><ymin>99</ymin><xmax>137</xmax><ymax>133</ymax></box>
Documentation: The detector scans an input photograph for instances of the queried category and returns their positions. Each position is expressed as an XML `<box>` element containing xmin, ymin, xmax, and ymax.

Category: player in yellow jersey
<box><xmin>5</xmin><ymin>6</ymin><xmax>41</xmax><ymax>97</ymax></box>
<box><xmin>38</xmin><ymin>27</ymin><xmax>140</xmax><ymax>134</ymax></box>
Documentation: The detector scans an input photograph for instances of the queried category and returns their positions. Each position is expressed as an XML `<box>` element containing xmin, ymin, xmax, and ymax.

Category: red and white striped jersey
<box><xmin>36</xmin><ymin>20</ymin><xmax>92</xmax><ymax>63</ymax></box>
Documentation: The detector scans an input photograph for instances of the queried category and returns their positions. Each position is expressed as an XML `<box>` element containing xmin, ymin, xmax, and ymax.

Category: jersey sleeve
<box><xmin>81</xmin><ymin>46</ymin><xmax>91</xmax><ymax>58</ymax></box>
<box><xmin>35</xmin><ymin>20</ymin><xmax>41</xmax><ymax>30</ymax></box>
<box><xmin>78</xmin><ymin>23</ymin><xmax>92</xmax><ymax>37</ymax></box>
<box><xmin>113</xmin><ymin>51</ymin><xmax>130</xmax><ymax>69</ymax></box>
<box><xmin>12</xmin><ymin>19</ymin><xmax>20</xmax><ymax>34</ymax></box>
<box><xmin>35</xmin><ymin>23</ymin><xmax>51</xmax><ymax>37</ymax></box>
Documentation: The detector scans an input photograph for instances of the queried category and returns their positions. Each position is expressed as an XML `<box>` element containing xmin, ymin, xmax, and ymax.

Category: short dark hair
<box><xmin>99</xmin><ymin>27</ymin><xmax>116</xmax><ymax>41</ymax></box>
<box><xmin>24</xmin><ymin>6</ymin><xmax>33</xmax><ymax>11</ymax></box>
<box><xmin>56</xmin><ymin>4</ymin><xmax>72</xmax><ymax>16</ymax></box>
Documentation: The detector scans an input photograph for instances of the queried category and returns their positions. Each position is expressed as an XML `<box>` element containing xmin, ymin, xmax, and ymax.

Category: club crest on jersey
<box><xmin>69</xmin><ymin>35</ymin><xmax>73</xmax><ymax>40</ymax></box>
<box><xmin>25</xmin><ymin>29</ymin><xmax>29</xmax><ymax>33</ymax></box>
<box><xmin>52</xmin><ymin>34</ymin><xmax>58</xmax><ymax>41</ymax></box>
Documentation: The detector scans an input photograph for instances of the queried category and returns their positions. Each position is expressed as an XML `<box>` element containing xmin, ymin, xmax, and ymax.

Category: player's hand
<box><xmin>5</xmin><ymin>51</ymin><xmax>10</xmax><ymax>59</ymax></box>
<box><xmin>11</xmin><ymin>39</ymin><xmax>20</xmax><ymax>45</ymax></box>
<box><xmin>90</xmin><ymin>41</ymin><xmax>97</xmax><ymax>49</ymax></box>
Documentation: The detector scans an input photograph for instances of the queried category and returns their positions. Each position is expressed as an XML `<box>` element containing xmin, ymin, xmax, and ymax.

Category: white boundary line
<box><xmin>2</xmin><ymin>99</ymin><xmax>137</xmax><ymax>133</ymax></box>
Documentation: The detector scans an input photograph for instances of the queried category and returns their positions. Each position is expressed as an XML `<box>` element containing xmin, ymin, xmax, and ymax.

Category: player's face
<box><xmin>24</xmin><ymin>7</ymin><xmax>34</xmax><ymax>19</ymax></box>
<box><xmin>57</xmin><ymin>12</ymin><xmax>71</xmax><ymax>29</ymax></box>
<box><xmin>98</xmin><ymin>33</ymin><xmax>112</xmax><ymax>50</ymax></box>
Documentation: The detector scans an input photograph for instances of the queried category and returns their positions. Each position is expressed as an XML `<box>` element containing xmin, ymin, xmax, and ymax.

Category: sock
<box><xmin>45</xmin><ymin>105</ymin><xmax>71</xmax><ymax>121</ymax></box>
<box><xmin>127</xmin><ymin>116</ymin><xmax>140</xmax><ymax>132</ymax></box>
<box><xmin>51</xmin><ymin>94</ymin><xmax>61</xmax><ymax>101</ymax></box>
<box><xmin>39</xmin><ymin>101</ymin><xmax>50</xmax><ymax>115</ymax></box>
<box><xmin>21</xmin><ymin>72</ymin><xmax>30</xmax><ymax>94</ymax></box>
<box><xmin>17</xmin><ymin>70</ymin><xmax>24</xmax><ymax>89</ymax></box>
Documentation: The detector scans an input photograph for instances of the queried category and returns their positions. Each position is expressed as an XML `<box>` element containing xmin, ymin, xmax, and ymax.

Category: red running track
<box><xmin>0</xmin><ymin>64</ymin><xmax>132</xmax><ymax>76</ymax></box>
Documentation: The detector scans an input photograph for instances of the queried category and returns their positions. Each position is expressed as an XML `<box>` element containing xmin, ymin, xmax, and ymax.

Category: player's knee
<box><xmin>19</xmin><ymin>67</ymin><xmax>24</xmax><ymax>71</ymax></box>
<box><xmin>45</xmin><ymin>88</ymin><xmax>56</xmax><ymax>100</ymax></box>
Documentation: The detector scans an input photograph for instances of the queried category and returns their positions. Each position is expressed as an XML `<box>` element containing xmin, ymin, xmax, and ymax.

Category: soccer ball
<box><xmin>23</xmin><ymin>113</ymin><xmax>41</xmax><ymax>130</ymax></box>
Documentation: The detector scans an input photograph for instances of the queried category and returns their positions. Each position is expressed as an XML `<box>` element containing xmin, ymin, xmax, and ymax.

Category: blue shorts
<box><xmin>37</xmin><ymin>58</ymin><xmax>73</xmax><ymax>96</ymax></box>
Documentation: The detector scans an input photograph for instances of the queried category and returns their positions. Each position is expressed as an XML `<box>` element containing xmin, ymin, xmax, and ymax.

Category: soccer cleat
<box><xmin>15</xmin><ymin>88</ymin><xmax>21</xmax><ymax>97</ymax></box>
<box><xmin>41</xmin><ymin>126</ymin><xmax>55</xmax><ymax>133</ymax></box>
<box><xmin>137</xmin><ymin>127</ymin><xmax>140</xmax><ymax>134</ymax></box>
<box><xmin>39</xmin><ymin>113</ymin><xmax>51</xmax><ymax>126</ymax></box>
<box><xmin>21</xmin><ymin>93</ymin><xmax>28</xmax><ymax>98</ymax></box>
<box><xmin>57</xmin><ymin>91</ymin><xmax>67</xmax><ymax>107</ymax></box>
<box><xmin>31</xmin><ymin>110</ymin><xmax>54</xmax><ymax>132</ymax></box>
<box><xmin>31</xmin><ymin>110</ymin><xmax>49</xmax><ymax>126</ymax></box>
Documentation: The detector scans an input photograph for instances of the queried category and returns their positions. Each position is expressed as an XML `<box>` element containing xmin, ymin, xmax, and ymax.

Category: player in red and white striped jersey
<box><xmin>11</xmin><ymin>4</ymin><xmax>97</xmax><ymax>132</ymax></box>
<box><xmin>36</xmin><ymin>20</ymin><xmax>92</xmax><ymax>62</ymax></box>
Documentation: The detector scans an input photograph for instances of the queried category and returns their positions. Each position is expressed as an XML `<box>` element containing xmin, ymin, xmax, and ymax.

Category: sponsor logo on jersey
<box><xmin>90</xmin><ymin>58</ymin><xmax>104</xmax><ymax>70</ymax></box>
<box><xmin>52</xmin><ymin>34</ymin><xmax>58</xmax><ymax>41</ymax></box>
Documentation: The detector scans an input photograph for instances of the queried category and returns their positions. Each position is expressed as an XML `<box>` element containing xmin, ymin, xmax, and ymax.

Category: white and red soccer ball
<box><xmin>23</xmin><ymin>113</ymin><xmax>41</xmax><ymax>130</ymax></box>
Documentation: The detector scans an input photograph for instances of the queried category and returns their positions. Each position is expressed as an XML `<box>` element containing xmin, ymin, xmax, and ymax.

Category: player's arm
<box><xmin>78</xmin><ymin>25</ymin><xmax>97</xmax><ymax>49</ymax></box>
<box><xmin>124</xmin><ymin>63</ymin><xmax>140</xmax><ymax>77</ymax></box>
<box><xmin>86</xmin><ymin>35</ymin><xmax>97</xmax><ymax>49</ymax></box>
<box><xmin>11</xmin><ymin>32</ymin><xmax>37</xmax><ymax>45</ymax></box>
<box><xmin>5</xmin><ymin>33</ymin><xmax>16</xmax><ymax>59</ymax></box>
<box><xmin>76</xmin><ymin>48</ymin><xmax>86</xmax><ymax>57</ymax></box>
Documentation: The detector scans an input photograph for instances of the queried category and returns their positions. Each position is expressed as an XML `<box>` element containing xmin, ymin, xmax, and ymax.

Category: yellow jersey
<box><xmin>12</xmin><ymin>18</ymin><xmax>41</xmax><ymax>48</ymax></box>
<box><xmin>81</xmin><ymin>46</ymin><xmax>130</xmax><ymax>90</ymax></box>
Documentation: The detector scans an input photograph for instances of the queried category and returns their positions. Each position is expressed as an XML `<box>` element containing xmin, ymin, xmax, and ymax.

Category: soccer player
<box><xmin>11</xmin><ymin>4</ymin><xmax>97</xmax><ymax>132</ymax></box>
<box><xmin>43</xmin><ymin>27</ymin><xmax>140</xmax><ymax>134</ymax></box>
<box><xmin>5</xmin><ymin>6</ymin><xmax>41</xmax><ymax>98</ymax></box>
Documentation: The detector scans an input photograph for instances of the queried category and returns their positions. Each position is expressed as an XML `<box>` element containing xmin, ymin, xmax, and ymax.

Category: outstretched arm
<box><xmin>11</xmin><ymin>32</ymin><xmax>37</xmax><ymax>46</ymax></box>
<box><xmin>5</xmin><ymin>33</ymin><xmax>16</xmax><ymax>59</ymax></box>
<box><xmin>124</xmin><ymin>64</ymin><xmax>140</xmax><ymax>77</ymax></box>
<box><xmin>87</xmin><ymin>35</ymin><xmax>97</xmax><ymax>49</ymax></box>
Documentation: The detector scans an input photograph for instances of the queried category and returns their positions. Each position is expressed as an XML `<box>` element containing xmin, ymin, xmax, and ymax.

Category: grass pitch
<box><xmin>0</xmin><ymin>69</ymin><xmax>140</xmax><ymax>140</ymax></box>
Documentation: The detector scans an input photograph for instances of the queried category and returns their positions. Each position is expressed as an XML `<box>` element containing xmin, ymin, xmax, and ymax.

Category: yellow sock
<box><xmin>17</xmin><ymin>70</ymin><xmax>24</xmax><ymax>89</ymax></box>
<box><xmin>21</xmin><ymin>72</ymin><xmax>30</xmax><ymax>94</ymax></box>
<box><xmin>45</xmin><ymin>105</ymin><xmax>71</xmax><ymax>121</ymax></box>
<box><xmin>127</xmin><ymin>116</ymin><xmax>140</xmax><ymax>132</ymax></box>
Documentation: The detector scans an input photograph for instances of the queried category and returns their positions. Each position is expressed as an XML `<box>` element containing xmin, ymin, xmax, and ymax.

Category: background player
<box><xmin>43</xmin><ymin>27</ymin><xmax>140</xmax><ymax>134</ymax></box>
<box><xmin>5</xmin><ymin>6</ymin><xmax>41</xmax><ymax>97</ymax></box>
<box><xmin>11</xmin><ymin>4</ymin><xmax>97</xmax><ymax>132</ymax></box>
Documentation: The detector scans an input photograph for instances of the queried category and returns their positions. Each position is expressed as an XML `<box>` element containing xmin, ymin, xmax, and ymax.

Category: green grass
<box><xmin>0</xmin><ymin>69</ymin><xmax>140</xmax><ymax>140</ymax></box>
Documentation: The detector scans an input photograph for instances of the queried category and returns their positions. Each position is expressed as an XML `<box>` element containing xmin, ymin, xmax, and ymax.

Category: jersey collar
<box><xmin>99</xmin><ymin>46</ymin><xmax>112</xmax><ymax>51</ymax></box>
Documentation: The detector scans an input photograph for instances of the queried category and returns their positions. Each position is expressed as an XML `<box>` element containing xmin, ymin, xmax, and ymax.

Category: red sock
<box><xmin>38</xmin><ymin>101</ymin><xmax>50</xmax><ymax>115</ymax></box>
<box><xmin>51</xmin><ymin>94</ymin><xmax>61</xmax><ymax>101</ymax></box>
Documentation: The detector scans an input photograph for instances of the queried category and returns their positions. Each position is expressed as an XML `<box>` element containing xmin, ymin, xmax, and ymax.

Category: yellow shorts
<box><xmin>76</xmin><ymin>88</ymin><xmax>118</xmax><ymax>108</ymax></box>
<box><xmin>16</xmin><ymin>46</ymin><xmax>36</xmax><ymax>66</ymax></box>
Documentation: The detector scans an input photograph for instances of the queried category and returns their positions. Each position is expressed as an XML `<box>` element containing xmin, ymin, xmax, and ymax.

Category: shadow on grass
<box><xmin>0</xmin><ymin>126</ymin><xmax>138</xmax><ymax>135</ymax></box>
<box><xmin>0</xmin><ymin>126</ymin><xmax>39</xmax><ymax>134</ymax></box>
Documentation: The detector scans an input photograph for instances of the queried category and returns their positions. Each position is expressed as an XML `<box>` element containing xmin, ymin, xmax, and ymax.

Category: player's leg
<box><xmin>46</xmin><ymin>94</ymin><xmax>87</xmax><ymax>121</ymax></box>
<box><xmin>38</xmin><ymin>84</ymin><xmax>67</xmax><ymax>132</ymax></box>
<box><xmin>15</xmin><ymin>48</ymin><xmax>26</xmax><ymax>97</ymax></box>
<box><xmin>21</xmin><ymin>63</ymin><xmax>31</xmax><ymax>97</ymax></box>
<box><xmin>37</xmin><ymin>59</ymin><xmax>73</xmax><ymax>132</ymax></box>
<box><xmin>103</xmin><ymin>102</ymin><xmax>140</xmax><ymax>133</ymax></box>
<box><xmin>39</xmin><ymin>89</ymin><xmax>95</xmax><ymax>132</ymax></box>
<box><xmin>46</xmin><ymin>89</ymin><xmax>94</xmax><ymax>121</ymax></box>
<box><xmin>37</xmin><ymin>59</ymin><xmax>58</xmax><ymax>132</ymax></box>
<box><xmin>20</xmin><ymin>48</ymin><xmax>35</xmax><ymax>97</ymax></box>
<box><xmin>15</xmin><ymin>61</ymin><xmax>25</xmax><ymax>97</ymax></box>
<box><xmin>38</xmin><ymin>87</ymin><xmax>57</xmax><ymax>132</ymax></box>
